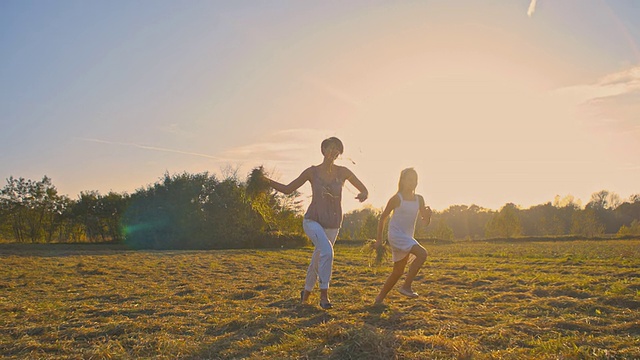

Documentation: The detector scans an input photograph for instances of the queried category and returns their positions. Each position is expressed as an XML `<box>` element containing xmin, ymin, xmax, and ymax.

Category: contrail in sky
<box><xmin>527</xmin><ymin>0</ymin><xmax>537</xmax><ymax>18</ymax></box>
<box><xmin>77</xmin><ymin>137</ymin><xmax>229</xmax><ymax>161</ymax></box>
<box><xmin>77</xmin><ymin>133</ymin><xmax>319</xmax><ymax>164</ymax></box>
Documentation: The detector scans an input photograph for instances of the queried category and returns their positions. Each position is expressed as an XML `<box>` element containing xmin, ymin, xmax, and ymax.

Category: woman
<box><xmin>265</xmin><ymin>137</ymin><xmax>368</xmax><ymax>309</ymax></box>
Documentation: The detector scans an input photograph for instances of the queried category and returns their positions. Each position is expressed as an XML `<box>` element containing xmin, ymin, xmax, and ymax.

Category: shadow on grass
<box><xmin>191</xmin><ymin>300</ymin><xmax>337</xmax><ymax>359</ymax></box>
<box><xmin>267</xmin><ymin>298</ymin><xmax>336</xmax><ymax>325</ymax></box>
<box><xmin>190</xmin><ymin>309</ymin><xmax>398</xmax><ymax>360</ymax></box>
<box><xmin>360</xmin><ymin>304</ymin><xmax>413</xmax><ymax>331</ymax></box>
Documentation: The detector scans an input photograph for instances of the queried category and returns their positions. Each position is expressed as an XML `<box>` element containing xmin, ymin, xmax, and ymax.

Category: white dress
<box><xmin>388</xmin><ymin>193</ymin><xmax>420</xmax><ymax>262</ymax></box>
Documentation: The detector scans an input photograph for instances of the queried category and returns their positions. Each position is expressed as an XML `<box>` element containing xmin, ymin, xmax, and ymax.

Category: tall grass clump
<box><xmin>246</xmin><ymin>166</ymin><xmax>271</xmax><ymax>199</ymax></box>
<box><xmin>361</xmin><ymin>239</ymin><xmax>391</xmax><ymax>267</ymax></box>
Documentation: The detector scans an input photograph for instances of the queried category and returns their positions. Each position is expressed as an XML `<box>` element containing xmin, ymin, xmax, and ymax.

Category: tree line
<box><xmin>339</xmin><ymin>191</ymin><xmax>640</xmax><ymax>241</ymax></box>
<box><xmin>0</xmin><ymin>172</ymin><xmax>305</xmax><ymax>249</ymax></box>
<box><xmin>1</xmin><ymin>173</ymin><xmax>639</xmax><ymax>247</ymax></box>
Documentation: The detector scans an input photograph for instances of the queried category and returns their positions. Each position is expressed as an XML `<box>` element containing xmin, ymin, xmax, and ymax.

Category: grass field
<box><xmin>1</xmin><ymin>239</ymin><xmax>639</xmax><ymax>359</ymax></box>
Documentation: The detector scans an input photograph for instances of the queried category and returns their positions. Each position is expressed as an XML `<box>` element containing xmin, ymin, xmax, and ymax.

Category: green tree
<box><xmin>99</xmin><ymin>192</ymin><xmax>129</xmax><ymax>242</ymax></box>
<box><xmin>587</xmin><ymin>190</ymin><xmax>621</xmax><ymax>210</ymax></box>
<box><xmin>427</xmin><ymin>205</ymin><xmax>492</xmax><ymax>240</ymax></box>
<box><xmin>72</xmin><ymin>191</ymin><xmax>104</xmax><ymax>242</ymax></box>
<box><xmin>617</xmin><ymin>219</ymin><xmax>640</xmax><ymax>236</ymax></box>
<box><xmin>50</xmin><ymin>195</ymin><xmax>76</xmax><ymax>242</ymax></box>
<box><xmin>0</xmin><ymin>200</ymin><xmax>12</xmax><ymax>241</ymax></box>
<box><xmin>70</xmin><ymin>191</ymin><xmax>129</xmax><ymax>242</ymax></box>
<box><xmin>485</xmin><ymin>203</ymin><xmax>522</xmax><ymax>238</ymax></box>
<box><xmin>123</xmin><ymin>172</ymin><xmax>216</xmax><ymax>249</ymax></box>
<box><xmin>0</xmin><ymin>176</ymin><xmax>63</xmax><ymax>243</ymax></box>
<box><xmin>122</xmin><ymin>171</ymin><xmax>304</xmax><ymax>249</ymax></box>
<box><xmin>586</xmin><ymin>190</ymin><xmax>623</xmax><ymax>234</ymax></box>
<box><xmin>521</xmin><ymin>203</ymin><xmax>567</xmax><ymax>236</ymax></box>
<box><xmin>553</xmin><ymin>194</ymin><xmax>582</xmax><ymax>209</ymax></box>
<box><xmin>340</xmin><ymin>206</ymin><xmax>380</xmax><ymax>240</ymax></box>
<box><xmin>271</xmin><ymin>191</ymin><xmax>304</xmax><ymax>235</ymax></box>
<box><xmin>571</xmin><ymin>207</ymin><xmax>605</xmax><ymax>237</ymax></box>
<box><xmin>614</xmin><ymin>197</ymin><xmax>640</xmax><ymax>233</ymax></box>
<box><xmin>430</xmin><ymin>219</ymin><xmax>454</xmax><ymax>240</ymax></box>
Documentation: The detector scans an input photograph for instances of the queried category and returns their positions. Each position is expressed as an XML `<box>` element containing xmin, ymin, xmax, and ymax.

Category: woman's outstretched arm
<box><xmin>266</xmin><ymin>168</ymin><xmax>311</xmax><ymax>195</ymax></box>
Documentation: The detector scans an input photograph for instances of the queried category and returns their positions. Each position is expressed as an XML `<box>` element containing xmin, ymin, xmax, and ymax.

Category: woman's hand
<box><xmin>345</xmin><ymin>170</ymin><xmax>368</xmax><ymax>203</ymax></box>
<box><xmin>355</xmin><ymin>191</ymin><xmax>368</xmax><ymax>202</ymax></box>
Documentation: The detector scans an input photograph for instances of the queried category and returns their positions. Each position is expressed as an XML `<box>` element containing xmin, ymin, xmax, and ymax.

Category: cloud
<box><xmin>219</xmin><ymin>128</ymin><xmax>327</xmax><ymax>163</ymax></box>
<box><xmin>221</xmin><ymin>141</ymin><xmax>306</xmax><ymax>162</ymax></box>
<box><xmin>552</xmin><ymin>65</ymin><xmax>640</xmax><ymax>105</ymax></box>
<box><xmin>527</xmin><ymin>0</ymin><xmax>538</xmax><ymax>18</ymax></box>
<box><xmin>552</xmin><ymin>65</ymin><xmax>640</xmax><ymax>135</ymax></box>
<box><xmin>598</xmin><ymin>66</ymin><xmax>640</xmax><ymax>87</ymax></box>
<box><xmin>583</xmin><ymin>90</ymin><xmax>640</xmax><ymax>132</ymax></box>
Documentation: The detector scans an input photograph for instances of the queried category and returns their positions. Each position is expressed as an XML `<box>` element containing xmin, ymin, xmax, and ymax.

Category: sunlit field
<box><xmin>1</xmin><ymin>240</ymin><xmax>639</xmax><ymax>359</ymax></box>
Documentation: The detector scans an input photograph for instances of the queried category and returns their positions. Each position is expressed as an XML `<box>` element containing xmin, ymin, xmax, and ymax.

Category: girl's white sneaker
<box><xmin>398</xmin><ymin>287</ymin><xmax>419</xmax><ymax>298</ymax></box>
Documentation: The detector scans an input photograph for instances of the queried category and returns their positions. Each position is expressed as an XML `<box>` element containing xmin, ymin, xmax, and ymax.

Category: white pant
<box><xmin>303</xmin><ymin>219</ymin><xmax>339</xmax><ymax>291</ymax></box>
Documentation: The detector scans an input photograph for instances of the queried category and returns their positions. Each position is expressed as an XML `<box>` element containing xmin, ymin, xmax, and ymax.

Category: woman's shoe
<box><xmin>319</xmin><ymin>301</ymin><xmax>333</xmax><ymax>309</ymax></box>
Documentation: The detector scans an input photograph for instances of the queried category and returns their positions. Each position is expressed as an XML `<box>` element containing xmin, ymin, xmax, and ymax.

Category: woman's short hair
<box><xmin>321</xmin><ymin>137</ymin><xmax>344</xmax><ymax>155</ymax></box>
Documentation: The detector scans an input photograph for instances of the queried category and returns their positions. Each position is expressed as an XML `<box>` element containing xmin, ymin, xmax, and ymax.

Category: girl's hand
<box><xmin>420</xmin><ymin>205</ymin><xmax>433</xmax><ymax>224</ymax></box>
<box><xmin>355</xmin><ymin>191</ymin><xmax>368</xmax><ymax>202</ymax></box>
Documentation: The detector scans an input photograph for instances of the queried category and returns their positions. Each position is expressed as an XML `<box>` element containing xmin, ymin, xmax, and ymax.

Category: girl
<box><xmin>265</xmin><ymin>137</ymin><xmax>368</xmax><ymax>309</ymax></box>
<box><xmin>374</xmin><ymin>168</ymin><xmax>432</xmax><ymax>305</ymax></box>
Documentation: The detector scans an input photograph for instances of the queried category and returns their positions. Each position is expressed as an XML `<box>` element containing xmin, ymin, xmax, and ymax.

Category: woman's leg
<box><xmin>302</xmin><ymin>220</ymin><xmax>338</xmax><ymax>303</ymax></box>
<box><xmin>400</xmin><ymin>244</ymin><xmax>428</xmax><ymax>292</ymax></box>
<box><xmin>301</xmin><ymin>248</ymin><xmax>320</xmax><ymax>302</ymax></box>
<box><xmin>374</xmin><ymin>257</ymin><xmax>408</xmax><ymax>304</ymax></box>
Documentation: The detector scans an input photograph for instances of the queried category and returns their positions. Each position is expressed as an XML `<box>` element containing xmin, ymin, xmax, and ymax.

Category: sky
<box><xmin>1</xmin><ymin>0</ymin><xmax>639</xmax><ymax>212</ymax></box>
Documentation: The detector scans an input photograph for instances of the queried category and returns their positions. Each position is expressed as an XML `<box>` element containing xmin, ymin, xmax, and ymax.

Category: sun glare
<box><xmin>327</xmin><ymin>29</ymin><xmax>591</xmax><ymax>211</ymax></box>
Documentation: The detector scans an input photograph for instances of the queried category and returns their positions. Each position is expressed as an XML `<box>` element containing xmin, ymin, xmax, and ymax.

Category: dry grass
<box><xmin>246</xmin><ymin>166</ymin><xmax>271</xmax><ymax>199</ymax></box>
<box><xmin>1</xmin><ymin>240</ymin><xmax>639</xmax><ymax>359</ymax></box>
<box><xmin>361</xmin><ymin>240</ymin><xmax>391</xmax><ymax>267</ymax></box>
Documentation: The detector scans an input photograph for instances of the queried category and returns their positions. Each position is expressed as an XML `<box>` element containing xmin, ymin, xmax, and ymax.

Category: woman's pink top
<box><xmin>304</xmin><ymin>166</ymin><xmax>346</xmax><ymax>229</ymax></box>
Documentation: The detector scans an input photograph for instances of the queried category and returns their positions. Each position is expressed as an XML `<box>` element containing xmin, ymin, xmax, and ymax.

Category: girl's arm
<box><xmin>344</xmin><ymin>168</ymin><xmax>369</xmax><ymax>202</ymax></box>
<box><xmin>375</xmin><ymin>195</ymin><xmax>400</xmax><ymax>248</ymax></box>
<box><xmin>418</xmin><ymin>195</ymin><xmax>432</xmax><ymax>226</ymax></box>
<box><xmin>266</xmin><ymin>168</ymin><xmax>311</xmax><ymax>195</ymax></box>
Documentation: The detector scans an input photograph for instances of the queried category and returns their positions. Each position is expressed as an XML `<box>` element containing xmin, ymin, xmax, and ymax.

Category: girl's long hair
<box><xmin>397</xmin><ymin>167</ymin><xmax>417</xmax><ymax>194</ymax></box>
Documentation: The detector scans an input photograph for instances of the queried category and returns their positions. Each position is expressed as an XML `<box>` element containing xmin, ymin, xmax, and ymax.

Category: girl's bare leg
<box><xmin>400</xmin><ymin>245</ymin><xmax>427</xmax><ymax>293</ymax></box>
<box><xmin>374</xmin><ymin>257</ymin><xmax>408</xmax><ymax>304</ymax></box>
